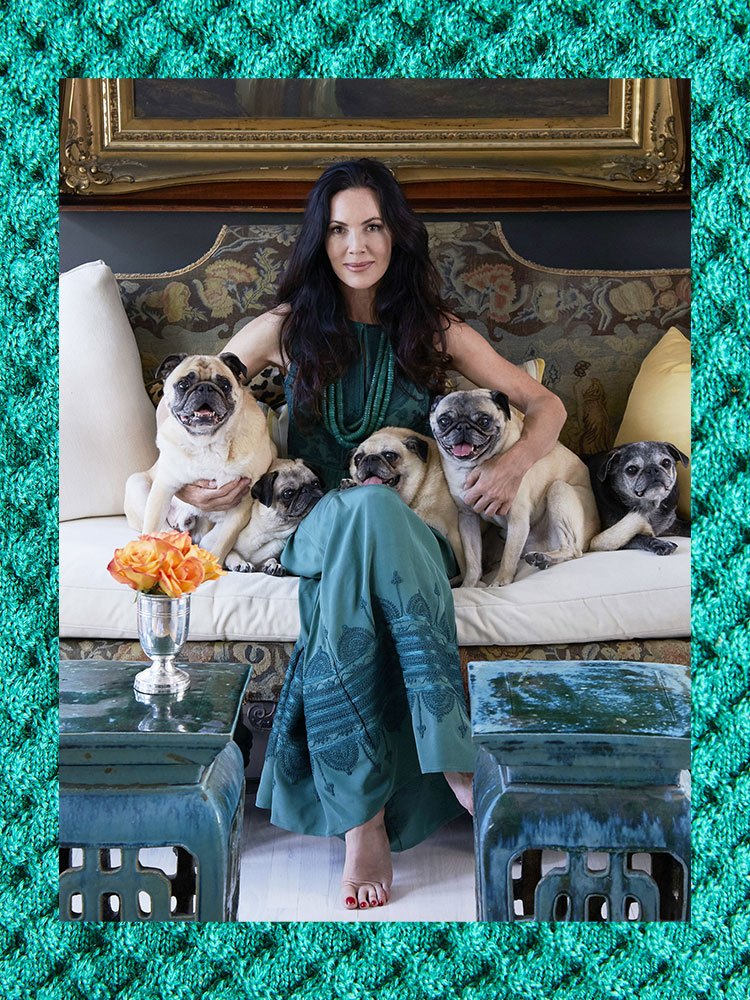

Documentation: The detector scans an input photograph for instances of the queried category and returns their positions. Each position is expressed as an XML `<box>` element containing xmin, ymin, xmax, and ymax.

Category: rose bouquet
<box><xmin>108</xmin><ymin>530</ymin><xmax>225</xmax><ymax>597</ymax></box>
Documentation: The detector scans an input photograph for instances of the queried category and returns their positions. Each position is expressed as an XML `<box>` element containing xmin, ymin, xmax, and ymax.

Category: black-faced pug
<box><xmin>586</xmin><ymin>441</ymin><xmax>690</xmax><ymax>555</ymax></box>
<box><xmin>124</xmin><ymin>353</ymin><xmax>276</xmax><ymax>565</ymax></box>
<box><xmin>225</xmin><ymin>458</ymin><xmax>324</xmax><ymax>575</ymax></box>
<box><xmin>340</xmin><ymin>426</ymin><xmax>465</xmax><ymax>574</ymax></box>
<box><xmin>430</xmin><ymin>389</ymin><xmax>600</xmax><ymax>587</ymax></box>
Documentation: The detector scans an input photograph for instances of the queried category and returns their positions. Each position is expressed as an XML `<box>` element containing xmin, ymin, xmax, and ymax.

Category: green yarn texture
<box><xmin>1</xmin><ymin>0</ymin><xmax>748</xmax><ymax>996</ymax></box>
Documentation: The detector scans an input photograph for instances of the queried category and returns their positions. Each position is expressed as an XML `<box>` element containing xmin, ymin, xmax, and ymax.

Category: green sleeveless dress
<box><xmin>255</xmin><ymin>322</ymin><xmax>475</xmax><ymax>851</ymax></box>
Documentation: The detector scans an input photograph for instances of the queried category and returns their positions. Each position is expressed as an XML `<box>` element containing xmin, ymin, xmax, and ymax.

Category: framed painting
<box><xmin>59</xmin><ymin>78</ymin><xmax>686</xmax><ymax>203</ymax></box>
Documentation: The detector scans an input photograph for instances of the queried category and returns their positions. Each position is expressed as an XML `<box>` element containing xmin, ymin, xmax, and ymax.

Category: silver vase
<box><xmin>134</xmin><ymin>592</ymin><xmax>191</xmax><ymax>695</ymax></box>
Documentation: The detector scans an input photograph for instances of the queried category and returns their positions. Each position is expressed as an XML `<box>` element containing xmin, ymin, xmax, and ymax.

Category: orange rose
<box><xmin>192</xmin><ymin>545</ymin><xmax>226</xmax><ymax>583</ymax></box>
<box><xmin>157</xmin><ymin>549</ymin><xmax>206</xmax><ymax>598</ymax></box>
<box><xmin>152</xmin><ymin>530</ymin><xmax>194</xmax><ymax>555</ymax></box>
<box><xmin>109</xmin><ymin>531</ymin><xmax>227</xmax><ymax>596</ymax></box>
<box><xmin>108</xmin><ymin>537</ymin><xmax>166</xmax><ymax>592</ymax></box>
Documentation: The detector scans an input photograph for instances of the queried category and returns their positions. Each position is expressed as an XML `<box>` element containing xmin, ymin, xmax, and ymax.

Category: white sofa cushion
<box><xmin>59</xmin><ymin>261</ymin><xmax>158</xmax><ymax>520</ymax></box>
<box><xmin>60</xmin><ymin>516</ymin><xmax>690</xmax><ymax>645</ymax></box>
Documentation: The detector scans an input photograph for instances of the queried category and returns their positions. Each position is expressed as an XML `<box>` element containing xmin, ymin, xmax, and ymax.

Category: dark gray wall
<box><xmin>59</xmin><ymin>210</ymin><xmax>690</xmax><ymax>275</ymax></box>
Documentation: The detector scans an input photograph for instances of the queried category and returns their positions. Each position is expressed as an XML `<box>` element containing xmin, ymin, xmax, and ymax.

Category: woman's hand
<box><xmin>462</xmin><ymin>449</ymin><xmax>530</xmax><ymax>518</ymax></box>
<box><xmin>175</xmin><ymin>478</ymin><xmax>251</xmax><ymax>512</ymax></box>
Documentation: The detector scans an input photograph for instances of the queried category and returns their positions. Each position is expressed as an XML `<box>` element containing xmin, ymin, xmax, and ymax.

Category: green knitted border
<box><xmin>1</xmin><ymin>2</ymin><xmax>748</xmax><ymax>997</ymax></box>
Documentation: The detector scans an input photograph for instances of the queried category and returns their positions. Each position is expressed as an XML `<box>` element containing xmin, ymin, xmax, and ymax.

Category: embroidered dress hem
<box><xmin>254</xmin><ymin>486</ymin><xmax>476</xmax><ymax>852</ymax></box>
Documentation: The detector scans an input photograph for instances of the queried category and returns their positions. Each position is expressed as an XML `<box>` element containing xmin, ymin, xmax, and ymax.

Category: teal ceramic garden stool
<box><xmin>469</xmin><ymin>660</ymin><xmax>691</xmax><ymax>922</ymax></box>
<box><xmin>59</xmin><ymin>660</ymin><xmax>251</xmax><ymax>922</ymax></box>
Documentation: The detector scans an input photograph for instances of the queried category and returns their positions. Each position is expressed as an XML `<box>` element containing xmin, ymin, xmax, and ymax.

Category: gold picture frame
<box><xmin>60</xmin><ymin>78</ymin><xmax>685</xmax><ymax>197</ymax></box>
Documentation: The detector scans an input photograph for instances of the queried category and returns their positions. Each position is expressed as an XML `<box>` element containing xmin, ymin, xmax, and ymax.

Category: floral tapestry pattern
<box><xmin>116</xmin><ymin>221</ymin><xmax>690</xmax><ymax>456</ymax></box>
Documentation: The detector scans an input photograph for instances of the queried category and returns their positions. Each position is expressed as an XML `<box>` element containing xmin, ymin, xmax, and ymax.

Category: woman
<box><xmin>179</xmin><ymin>159</ymin><xmax>566</xmax><ymax>910</ymax></box>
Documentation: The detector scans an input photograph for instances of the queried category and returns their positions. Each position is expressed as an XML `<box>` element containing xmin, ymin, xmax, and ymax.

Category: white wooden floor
<box><xmin>238</xmin><ymin>790</ymin><xmax>478</xmax><ymax>922</ymax></box>
<box><xmin>133</xmin><ymin>797</ymin><xmax>647</xmax><ymax>921</ymax></box>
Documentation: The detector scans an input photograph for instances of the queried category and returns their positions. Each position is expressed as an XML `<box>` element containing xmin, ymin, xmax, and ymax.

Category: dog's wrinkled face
<box><xmin>252</xmin><ymin>459</ymin><xmax>324</xmax><ymax>522</ymax></box>
<box><xmin>159</xmin><ymin>353</ymin><xmax>248</xmax><ymax>436</ymax></box>
<box><xmin>600</xmin><ymin>441</ymin><xmax>689</xmax><ymax>503</ymax></box>
<box><xmin>349</xmin><ymin>429</ymin><xmax>430</xmax><ymax>497</ymax></box>
<box><xmin>429</xmin><ymin>389</ymin><xmax>511</xmax><ymax>463</ymax></box>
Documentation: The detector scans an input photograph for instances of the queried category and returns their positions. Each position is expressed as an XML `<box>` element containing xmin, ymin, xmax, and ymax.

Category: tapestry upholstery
<box><xmin>59</xmin><ymin>637</ymin><xmax>691</xmax><ymax>706</ymax></box>
<box><xmin>116</xmin><ymin>221</ymin><xmax>690</xmax><ymax>458</ymax></box>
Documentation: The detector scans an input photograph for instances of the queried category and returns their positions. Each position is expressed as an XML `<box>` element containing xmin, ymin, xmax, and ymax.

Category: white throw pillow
<box><xmin>59</xmin><ymin>261</ymin><xmax>158</xmax><ymax>521</ymax></box>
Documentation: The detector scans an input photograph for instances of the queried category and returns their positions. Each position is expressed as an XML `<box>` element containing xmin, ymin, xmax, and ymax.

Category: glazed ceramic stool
<box><xmin>469</xmin><ymin>660</ymin><xmax>691</xmax><ymax>922</ymax></box>
<box><xmin>59</xmin><ymin>661</ymin><xmax>251</xmax><ymax>922</ymax></box>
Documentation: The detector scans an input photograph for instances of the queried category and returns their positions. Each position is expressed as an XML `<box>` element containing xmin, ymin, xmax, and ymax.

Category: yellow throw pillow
<box><xmin>615</xmin><ymin>327</ymin><xmax>691</xmax><ymax>520</ymax></box>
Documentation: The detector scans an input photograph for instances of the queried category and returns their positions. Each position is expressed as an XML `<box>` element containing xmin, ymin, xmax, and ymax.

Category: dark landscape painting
<box><xmin>132</xmin><ymin>78</ymin><xmax>612</xmax><ymax>122</ymax></box>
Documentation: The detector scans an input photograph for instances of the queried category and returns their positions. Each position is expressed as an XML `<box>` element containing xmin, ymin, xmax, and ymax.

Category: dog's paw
<box><xmin>168</xmin><ymin>513</ymin><xmax>198</xmax><ymax>533</ymax></box>
<box><xmin>647</xmin><ymin>537</ymin><xmax>678</xmax><ymax>556</ymax></box>
<box><xmin>339</xmin><ymin>478</ymin><xmax>358</xmax><ymax>490</ymax></box>
<box><xmin>167</xmin><ymin>501</ymin><xmax>198</xmax><ymax>533</ymax></box>
<box><xmin>225</xmin><ymin>553</ymin><xmax>255</xmax><ymax>573</ymax></box>
<box><xmin>167</xmin><ymin>500</ymin><xmax>211</xmax><ymax>542</ymax></box>
<box><xmin>262</xmin><ymin>559</ymin><xmax>287</xmax><ymax>576</ymax></box>
<box><xmin>524</xmin><ymin>551</ymin><xmax>551</xmax><ymax>570</ymax></box>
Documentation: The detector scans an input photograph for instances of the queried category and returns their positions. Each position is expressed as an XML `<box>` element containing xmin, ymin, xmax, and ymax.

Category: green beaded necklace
<box><xmin>322</xmin><ymin>326</ymin><xmax>396</xmax><ymax>447</ymax></box>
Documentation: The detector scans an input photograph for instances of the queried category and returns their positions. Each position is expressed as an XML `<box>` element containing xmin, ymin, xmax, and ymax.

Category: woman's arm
<box><xmin>160</xmin><ymin>309</ymin><xmax>288</xmax><ymax>514</ymax></box>
<box><xmin>222</xmin><ymin>306</ymin><xmax>288</xmax><ymax>377</ymax></box>
<box><xmin>444</xmin><ymin>320</ymin><xmax>567</xmax><ymax>518</ymax></box>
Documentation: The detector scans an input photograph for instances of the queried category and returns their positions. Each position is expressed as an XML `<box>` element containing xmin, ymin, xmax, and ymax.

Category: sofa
<box><xmin>59</xmin><ymin>220</ymin><xmax>691</xmax><ymax>742</ymax></box>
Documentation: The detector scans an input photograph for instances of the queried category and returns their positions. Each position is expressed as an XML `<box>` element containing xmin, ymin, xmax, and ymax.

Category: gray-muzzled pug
<box><xmin>340</xmin><ymin>426</ymin><xmax>465</xmax><ymax>575</ymax></box>
<box><xmin>430</xmin><ymin>389</ymin><xmax>600</xmax><ymax>587</ymax></box>
<box><xmin>225</xmin><ymin>458</ymin><xmax>324</xmax><ymax>575</ymax></box>
<box><xmin>124</xmin><ymin>352</ymin><xmax>276</xmax><ymax>565</ymax></box>
<box><xmin>586</xmin><ymin>441</ymin><xmax>690</xmax><ymax>555</ymax></box>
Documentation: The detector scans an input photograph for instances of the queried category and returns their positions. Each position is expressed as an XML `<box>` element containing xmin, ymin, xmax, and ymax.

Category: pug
<box><xmin>430</xmin><ymin>389</ymin><xmax>600</xmax><ymax>587</ymax></box>
<box><xmin>124</xmin><ymin>352</ymin><xmax>276</xmax><ymax>565</ymax></box>
<box><xmin>225</xmin><ymin>458</ymin><xmax>324</xmax><ymax>575</ymax></box>
<box><xmin>586</xmin><ymin>441</ymin><xmax>690</xmax><ymax>555</ymax></box>
<box><xmin>340</xmin><ymin>427</ymin><xmax>464</xmax><ymax>575</ymax></box>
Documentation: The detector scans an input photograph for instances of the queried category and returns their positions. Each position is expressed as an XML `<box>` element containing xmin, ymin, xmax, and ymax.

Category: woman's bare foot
<box><xmin>341</xmin><ymin>808</ymin><xmax>393</xmax><ymax>910</ymax></box>
<box><xmin>444</xmin><ymin>771</ymin><xmax>474</xmax><ymax>815</ymax></box>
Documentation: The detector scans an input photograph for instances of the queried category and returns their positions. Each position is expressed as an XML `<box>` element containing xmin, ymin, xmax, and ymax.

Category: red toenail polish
<box><xmin>346</xmin><ymin>897</ymin><xmax>356</xmax><ymax>906</ymax></box>
<box><xmin>370</xmin><ymin>900</ymin><xmax>377</xmax><ymax>906</ymax></box>
<box><xmin>360</xmin><ymin>902</ymin><xmax>367</xmax><ymax>908</ymax></box>
<box><xmin>379</xmin><ymin>900</ymin><xmax>385</xmax><ymax>906</ymax></box>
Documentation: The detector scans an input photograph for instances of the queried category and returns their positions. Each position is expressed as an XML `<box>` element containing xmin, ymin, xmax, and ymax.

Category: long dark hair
<box><xmin>276</xmin><ymin>158</ymin><xmax>453</xmax><ymax>423</ymax></box>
